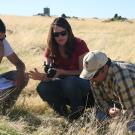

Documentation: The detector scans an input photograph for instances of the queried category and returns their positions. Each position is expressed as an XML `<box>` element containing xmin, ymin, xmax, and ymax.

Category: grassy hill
<box><xmin>0</xmin><ymin>15</ymin><xmax>135</xmax><ymax>135</ymax></box>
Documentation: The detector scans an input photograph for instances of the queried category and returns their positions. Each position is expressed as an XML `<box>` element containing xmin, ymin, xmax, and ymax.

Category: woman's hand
<box><xmin>29</xmin><ymin>68</ymin><xmax>47</xmax><ymax>81</ymax></box>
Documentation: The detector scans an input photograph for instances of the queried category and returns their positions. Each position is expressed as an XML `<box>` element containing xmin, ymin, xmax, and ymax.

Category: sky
<box><xmin>0</xmin><ymin>0</ymin><xmax>135</xmax><ymax>19</ymax></box>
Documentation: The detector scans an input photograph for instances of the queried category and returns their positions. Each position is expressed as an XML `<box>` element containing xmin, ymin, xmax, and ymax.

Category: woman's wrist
<box><xmin>41</xmin><ymin>73</ymin><xmax>45</xmax><ymax>81</ymax></box>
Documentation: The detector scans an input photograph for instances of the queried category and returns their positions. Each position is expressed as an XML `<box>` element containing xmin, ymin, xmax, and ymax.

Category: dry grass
<box><xmin>0</xmin><ymin>15</ymin><xmax>135</xmax><ymax>134</ymax></box>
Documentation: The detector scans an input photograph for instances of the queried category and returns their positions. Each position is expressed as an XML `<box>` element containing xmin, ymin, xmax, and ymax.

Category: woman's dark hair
<box><xmin>106</xmin><ymin>58</ymin><xmax>111</xmax><ymax>67</ymax></box>
<box><xmin>47</xmin><ymin>17</ymin><xmax>75</xmax><ymax>59</ymax></box>
<box><xmin>0</xmin><ymin>19</ymin><xmax>6</xmax><ymax>33</ymax></box>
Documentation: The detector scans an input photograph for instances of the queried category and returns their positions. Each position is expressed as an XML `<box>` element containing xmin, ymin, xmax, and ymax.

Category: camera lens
<box><xmin>47</xmin><ymin>68</ymin><xmax>56</xmax><ymax>78</ymax></box>
<box><xmin>44</xmin><ymin>64</ymin><xmax>50</xmax><ymax>73</ymax></box>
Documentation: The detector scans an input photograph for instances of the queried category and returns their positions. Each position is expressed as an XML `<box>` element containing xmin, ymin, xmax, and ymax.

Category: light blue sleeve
<box><xmin>3</xmin><ymin>39</ymin><xmax>14</xmax><ymax>56</ymax></box>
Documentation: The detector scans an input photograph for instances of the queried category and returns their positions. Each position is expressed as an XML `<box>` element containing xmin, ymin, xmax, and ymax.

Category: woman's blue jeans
<box><xmin>37</xmin><ymin>76</ymin><xmax>94</xmax><ymax>119</ymax></box>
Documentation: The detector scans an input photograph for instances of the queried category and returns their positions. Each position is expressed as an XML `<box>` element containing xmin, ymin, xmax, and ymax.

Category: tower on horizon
<box><xmin>43</xmin><ymin>7</ymin><xmax>50</xmax><ymax>16</ymax></box>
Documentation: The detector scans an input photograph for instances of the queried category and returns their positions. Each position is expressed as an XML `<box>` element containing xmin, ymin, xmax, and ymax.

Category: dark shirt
<box><xmin>44</xmin><ymin>38</ymin><xmax>89</xmax><ymax>70</ymax></box>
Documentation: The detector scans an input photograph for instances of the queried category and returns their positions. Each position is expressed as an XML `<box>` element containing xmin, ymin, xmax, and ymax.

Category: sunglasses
<box><xmin>0</xmin><ymin>34</ymin><xmax>6</xmax><ymax>41</ymax></box>
<box><xmin>93</xmin><ymin>66</ymin><xmax>104</xmax><ymax>78</ymax></box>
<box><xmin>53</xmin><ymin>30</ymin><xmax>67</xmax><ymax>37</ymax></box>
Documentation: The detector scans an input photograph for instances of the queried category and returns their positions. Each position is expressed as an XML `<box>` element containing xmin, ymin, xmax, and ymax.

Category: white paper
<box><xmin>0</xmin><ymin>77</ymin><xmax>15</xmax><ymax>91</ymax></box>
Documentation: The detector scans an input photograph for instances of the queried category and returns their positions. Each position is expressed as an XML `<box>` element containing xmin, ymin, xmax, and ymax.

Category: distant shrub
<box><xmin>61</xmin><ymin>13</ymin><xmax>67</xmax><ymax>18</ymax></box>
<box><xmin>103</xmin><ymin>13</ymin><xmax>133</xmax><ymax>23</ymax></box>
<box><xmin>110</xmin><ymin>13</ymin><xmax>127</xmax><ymax>21</ymax></box>
<box><xmin>72</xmin><ymin>16</ymin><xmax>78</xmax><ymax>19</ymax></box>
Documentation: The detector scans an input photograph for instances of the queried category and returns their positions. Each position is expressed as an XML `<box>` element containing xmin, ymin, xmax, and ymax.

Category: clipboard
<box><xmin>0</xmin><ymin>77</ymin><xmax>15</xmax><ymax>91</ymax></box>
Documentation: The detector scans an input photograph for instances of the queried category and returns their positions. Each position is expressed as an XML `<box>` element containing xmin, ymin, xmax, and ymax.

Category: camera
<box><xmin>44</xmin><ymin>62</ymin><xmax>56</xmax><ymax>78</ymax></box>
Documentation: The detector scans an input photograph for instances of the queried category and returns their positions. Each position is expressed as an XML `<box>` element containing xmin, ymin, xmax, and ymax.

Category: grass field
<box><xmin>0</xmin><ymin>15</ymin><xmax>135</xmax><ymax>135</ymax></box>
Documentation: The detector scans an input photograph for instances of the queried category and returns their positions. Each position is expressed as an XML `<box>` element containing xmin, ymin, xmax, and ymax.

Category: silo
<box><xmin>43</xmin><ymin>7</ymin><xmax>50</xmax><ymax>16</ymax></box>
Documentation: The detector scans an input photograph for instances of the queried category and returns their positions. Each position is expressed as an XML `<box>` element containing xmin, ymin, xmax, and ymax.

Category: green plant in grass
<box><xmin>0</xmin><ymin>123</ymin><xmax>20</xmax><ymax>135</ymax></box>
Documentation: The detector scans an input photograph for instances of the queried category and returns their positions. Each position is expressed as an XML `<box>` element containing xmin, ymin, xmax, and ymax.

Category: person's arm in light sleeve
<box><xmin>0</xmin><ymin>41</ymin><xmax>4</xmax><ymax>63</ymax></box>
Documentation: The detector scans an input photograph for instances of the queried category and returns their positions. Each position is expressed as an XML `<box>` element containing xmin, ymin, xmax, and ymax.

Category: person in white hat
<box><xmin>80</xmin><ymin>50</ymin><xmax>135</xmax><ymax>132</ymax></box>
